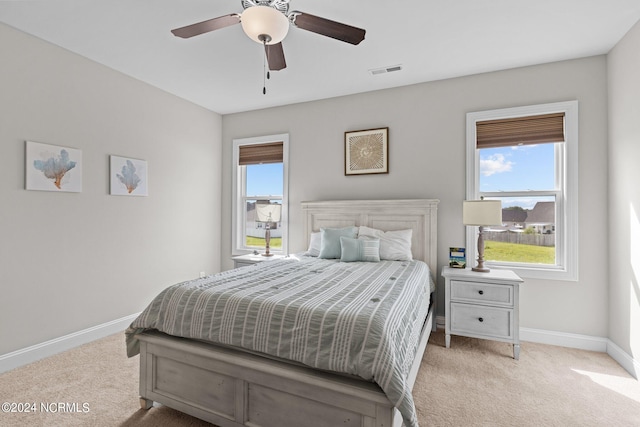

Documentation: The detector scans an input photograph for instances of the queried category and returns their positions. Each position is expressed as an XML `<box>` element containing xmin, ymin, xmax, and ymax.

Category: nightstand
<box><xmin>442</xmin><ymin>266</ymin><xmax>524</xmax><ymax>359</ymax></box>
<box><xmin>232</xmin><ymin>253</ymin><xmax>286</xmax><ymax>268</ymax></box>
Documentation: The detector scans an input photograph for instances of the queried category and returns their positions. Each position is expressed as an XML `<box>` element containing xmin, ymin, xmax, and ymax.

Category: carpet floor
<box><xmin>1</xmin><ymin>330</ymin><xmax>639</xmax><ymax>426</ymax></box>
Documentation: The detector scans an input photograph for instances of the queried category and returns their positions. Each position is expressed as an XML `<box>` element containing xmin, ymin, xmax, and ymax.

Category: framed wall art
<box><xmin>26</xmin><ymin>141</ymin><xmax>82</xmax><ymax>192</ymax></box>
<box><xmin>110</xmin><ymin>155</ymin><xmax>148</xmax><ymax>196</ymax></box>
<box><xmin>344</xmin><ymin>127</ymin><xmax>389</xmax><ymax>175</ymax></box>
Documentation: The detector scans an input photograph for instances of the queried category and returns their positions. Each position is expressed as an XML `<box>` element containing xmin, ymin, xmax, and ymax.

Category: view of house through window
<box><xmin>479</xmin><ymin>143</ymin><xmax>557</xmax><ymax>265</ymax></box>
<box><xmin>233</xmin><ymin>135</ymin><xmax>288</xmax><ymax>255</ymax></box>
<box><xmin>467</xmin><ymin>102</ymin><xmax>578</xmax><ymax>280</ymax></box>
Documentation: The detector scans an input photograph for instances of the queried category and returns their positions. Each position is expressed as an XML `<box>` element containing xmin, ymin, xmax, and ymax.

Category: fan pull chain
<box><xmin>262</xmin><ymin>39</ymin><xmax>269</xmax><ymax>95</ymax></box>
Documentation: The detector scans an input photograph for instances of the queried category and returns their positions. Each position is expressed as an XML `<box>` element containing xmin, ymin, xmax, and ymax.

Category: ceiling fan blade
<box><xmin>265</xmin><ymin>42</ymin><xmax>287</xmax><ymax>71</ymax></box>
<box><xmin>171</xmin><ymin>14</ymin><xmax>240</xmax><ymax>38</ymax></box>
<box><xmin>291</xmin><ymin>11</ymin><xmax>365</xmax><ymax>45</ymax></box>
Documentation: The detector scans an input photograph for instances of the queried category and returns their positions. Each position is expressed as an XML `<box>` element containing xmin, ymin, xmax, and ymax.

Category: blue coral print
<box><xmin>33</xmin><ymin>149</ymin><xmax>77</xmax><ymax>189</ymax></box>
<box><xmin>117</xmin><ymin>160</ymin><xmax>141</xmax><ymax>194</ymax></box>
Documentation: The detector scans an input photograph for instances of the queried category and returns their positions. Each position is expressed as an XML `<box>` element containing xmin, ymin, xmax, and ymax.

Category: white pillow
<box><xmin>358</xmin><ymin>226</ymin><xmax>413</xmax><ymax>261</ymax></box>
<box><xmin>306</xmin><ymin>232</ymin><xmax>321</xmax><ymax>256</ymax></box>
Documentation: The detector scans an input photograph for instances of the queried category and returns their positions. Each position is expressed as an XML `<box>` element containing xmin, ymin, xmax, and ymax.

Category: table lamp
<box><xmin>255</xmin><ymin>203</ymin><xmax>282</xmax><ymax>257</ymax></box>
<box><xmin>463</xmin><ymin>199</ymin><xmax>502</xmax><ymax>272</ymax></box>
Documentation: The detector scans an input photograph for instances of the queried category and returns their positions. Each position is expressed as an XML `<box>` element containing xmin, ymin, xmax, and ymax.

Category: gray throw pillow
<box><xmin>340</xmin><ymin>237</ymin><xmax>381</xmax><ymax>262</ymax></box>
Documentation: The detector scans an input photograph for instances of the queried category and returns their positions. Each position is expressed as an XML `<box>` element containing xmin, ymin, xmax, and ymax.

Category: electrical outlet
<box><xmin>199</xmin><ymin>271</ymin><xmax>206</xmax><ymax>278</ymax></box>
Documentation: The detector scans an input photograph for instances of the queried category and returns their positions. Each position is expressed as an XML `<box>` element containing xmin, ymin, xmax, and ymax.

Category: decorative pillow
<box><xmin>340</xmin><ymin>237</ymin><xmax>380</xmax><ymax>262</ymax></box>
<box><xmin>357</xmin><ymin>226</ymin><xmax>413</xmax><ymax>261</ymax></box>
<box><xmin>318</xmin><ymin>226</ymin><xmax>358</xmax><ymax>259</ymax></box>
<box><xmin>306</xmin><ymin>232</ymin><xmax>321</xmax><ymax>256</ymax></box>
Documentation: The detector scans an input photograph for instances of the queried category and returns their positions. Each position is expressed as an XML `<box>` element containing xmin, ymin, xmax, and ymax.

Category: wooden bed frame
<box><xmin>136</xmin><ymin>199</ymin><xmax>439</xmax><ymax>427</ymax></box>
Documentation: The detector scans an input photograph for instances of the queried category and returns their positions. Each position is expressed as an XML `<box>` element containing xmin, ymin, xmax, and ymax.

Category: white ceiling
<box><xmin>2</xmin><ymin>0</ymin><xmax>640</xmax><ymax>115</ymax></box>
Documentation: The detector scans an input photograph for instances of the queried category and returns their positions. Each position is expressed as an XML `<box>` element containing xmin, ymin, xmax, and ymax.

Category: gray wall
<box><xmin>608</xmin><ymin>20</ymin><xmax>640</xmax><ymax>358</ymax></box>
<box><xmin>0</xmin><ymin>23</ymin><xmax>222</xmax><ymax>355</ymax></box>
<box><xmin>3</xmin><ymin>17</ymin><xmax>632</xmax><ymax>358</ymax></box>
<box><xmin>222</xmin><ymin>56</ymin><xmax>610</xmax><ymax>337</ymax></box>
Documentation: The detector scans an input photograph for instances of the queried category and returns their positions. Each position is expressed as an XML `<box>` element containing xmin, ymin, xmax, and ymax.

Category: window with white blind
<box><xmin>466</xmin><ymin>101</ymin><xmax>578</xmax><ymax>281</ymax></box>
<box><xmin>232</xmin><ymin>134</ymin><xmax>289</xmax><ymax>255</ymax></box>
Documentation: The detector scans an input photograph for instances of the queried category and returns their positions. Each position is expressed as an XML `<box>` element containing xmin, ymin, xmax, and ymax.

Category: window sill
<box><xmin>485</xmin><ymin>263</ymin><xmax>578</xmax><ymax>282</ymax></box>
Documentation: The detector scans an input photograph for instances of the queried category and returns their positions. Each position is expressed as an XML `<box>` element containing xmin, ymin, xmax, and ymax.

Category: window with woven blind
<box><xmin>466</xmin><ymin>102</ymin><xmax>578</xmax><ymax>281</ymax></box>
<box><xmin>233</xmin><ymin>135</ymin><xmax>289</xmax><ymax>256</ymax></box>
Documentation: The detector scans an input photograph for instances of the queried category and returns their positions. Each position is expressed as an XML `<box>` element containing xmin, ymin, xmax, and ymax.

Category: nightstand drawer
<box><xmin>450</xmin><ymin>303</ymin><xmax>513</xmax><ymax>340</ymax></box>
<box><xmin>451</xmin><ymin>280</ymin><xmax>513</xmax><ymax>306</ymax></box>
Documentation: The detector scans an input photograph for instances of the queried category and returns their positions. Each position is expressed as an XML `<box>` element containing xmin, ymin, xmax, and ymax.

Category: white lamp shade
<box><xmin>256</xmin><ymin>203</ymin><xmax>282</xmax><ymax>223</ymax></box>
<box><xmin>463</xmin><ymin>200</ymin><xmax>502</xmax><ymax>226</ymax></box>
<box><xmin>241</xmin><ymin>6</ymin><xmax>289</xmax><ymax>45</ymax></box>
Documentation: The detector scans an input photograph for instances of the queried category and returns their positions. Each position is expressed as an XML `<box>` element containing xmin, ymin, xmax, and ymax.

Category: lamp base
<box><xmin>262</xmin><ymin>226</ymin><xmax>273</xmax><ymax>257</ymax></box>
<box><xmin>472</xmin><ymin>226</ymin><xmax>491</xmax><ymax>272</ymax></box>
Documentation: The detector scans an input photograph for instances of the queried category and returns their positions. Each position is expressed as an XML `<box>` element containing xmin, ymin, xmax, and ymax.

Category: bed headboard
<box><xmin>301</xmin><ymin>199</ymin><xmax>439</xmax><ymax>277</ymax></box>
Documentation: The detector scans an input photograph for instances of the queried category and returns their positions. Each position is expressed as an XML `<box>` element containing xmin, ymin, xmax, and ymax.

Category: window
<box><xmin>466</xmin><ymin>101</ymin><xmax>578</xmax><ymax>281</ymax></box>
<box><xmin>233</xmin><ymin>134</ymin><xmax>289</xmax><ymax>255</ymax></box>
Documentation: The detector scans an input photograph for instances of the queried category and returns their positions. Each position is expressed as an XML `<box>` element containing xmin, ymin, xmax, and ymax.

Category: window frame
<box><xmin>232</xmin><ymin>133</ymin><xmax>289</xmax><ymax>256</ymax></box>
<box><xmin>466</xmin><ymin>101</ymin><xmax>578</xmax><ymax>281</ymax></box>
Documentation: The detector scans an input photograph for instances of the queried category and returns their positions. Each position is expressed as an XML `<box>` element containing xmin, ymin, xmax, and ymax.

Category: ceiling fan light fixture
<box><xmin>241</xmin><ymin>5</ymin><xmax>289</xmax><ymax>45</ymax></box>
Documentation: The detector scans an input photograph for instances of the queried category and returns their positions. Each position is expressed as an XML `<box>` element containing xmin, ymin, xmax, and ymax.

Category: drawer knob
<box><xmin>478</xmin><ymin>290</ymin><xmax>484</xmax><ymax>295</ymax></box>
<box><xmin>478</xmin><ymin>317</ymin><xmax>484</xmax><ymax>322</ymax></box>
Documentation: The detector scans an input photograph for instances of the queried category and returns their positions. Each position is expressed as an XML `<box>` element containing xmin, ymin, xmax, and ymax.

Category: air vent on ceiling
<box><xmin>369</xmin><ymin>65</ymin><xmax>403</xmax><ymax>75</ymax></box>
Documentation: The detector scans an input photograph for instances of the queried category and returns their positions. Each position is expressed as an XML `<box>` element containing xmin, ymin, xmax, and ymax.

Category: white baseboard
<box><xmin>435</xmin><ymin>319</ymin><xmax>638</xmax><ymax>380</ymax></box>
<box><xmin>3</xmin><ymin>314</ymin><xmax>638</xmax><ymax>381</ymax></box>
<box><xmin>521</xmin><ymin>327</ymin><xmax>638</xmax><ymax>380</ymax></box>
<box><xmin>0</xmin><ymin>313</ymin><xmax>139</xmax><ymax>374</ymax></box>
<box><xmin>435</xmin><ymin>315</ymin><xmax>446</xmax><ymax>330</ymax></box>
<box><xmin>520</xmin><ymin>327</ymin><xmax>608</xmax><ymax>352</ymax></box>
<box><xmin>606</xmin><ymin>338</ymin><xmax>639</xmax><ymax>380</ymax></box>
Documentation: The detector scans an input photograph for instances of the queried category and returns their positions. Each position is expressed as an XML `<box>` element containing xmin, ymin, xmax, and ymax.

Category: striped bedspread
<box><xmin>126</xmin><ymin>255</ymin><xmax>433</xmax><ymax>427</ymax></box>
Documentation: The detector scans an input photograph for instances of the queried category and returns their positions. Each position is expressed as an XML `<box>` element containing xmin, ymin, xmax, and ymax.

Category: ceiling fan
<box><xmin>171</xmin><ymin>0</ymin><xmax>366</xmax><ymax>72</ymax></box>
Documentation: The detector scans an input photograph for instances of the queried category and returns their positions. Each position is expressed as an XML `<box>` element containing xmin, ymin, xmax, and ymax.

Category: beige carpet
<box><xmin>1</xmin><ymin>330</ymin><xmax>639</xmax><ymax>427</ymax></box>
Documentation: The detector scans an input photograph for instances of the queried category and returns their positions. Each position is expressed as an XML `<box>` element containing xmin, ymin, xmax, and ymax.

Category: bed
<box><xmin>126</xmin><ymin>199</ymin><xmax>439</xmax><ymax>427</ymax></box>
